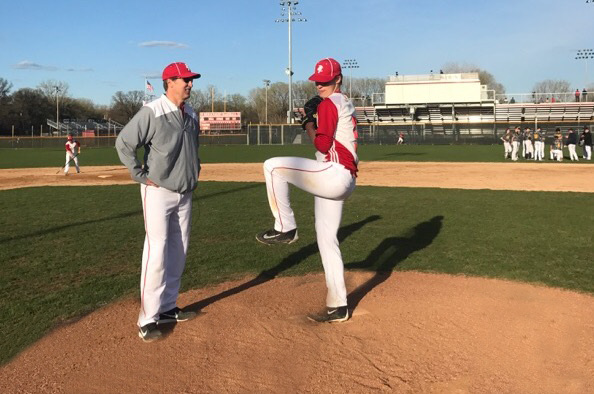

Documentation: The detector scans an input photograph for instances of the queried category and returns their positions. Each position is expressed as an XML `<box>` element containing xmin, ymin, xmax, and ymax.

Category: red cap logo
<box><xmin>308</xmin><ymin>58</ymin><xmax>341</xmax><ymax>83</ymax></box>
<box><xmin>162</xmin><ymin>62</ymin><xmax>201</xmax><ymax>81</ymax></box>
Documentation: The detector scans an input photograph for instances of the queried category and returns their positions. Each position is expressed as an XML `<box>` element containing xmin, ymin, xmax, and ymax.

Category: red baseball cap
<box><xmin>162</xmin><ymin>62</ymin><xmax>201</xmax><ymax>80</ymax></box>
<box><xmin>308</xmin><ymin>58</ymin><xmax>342</xmax><ymax>83</ymax></box>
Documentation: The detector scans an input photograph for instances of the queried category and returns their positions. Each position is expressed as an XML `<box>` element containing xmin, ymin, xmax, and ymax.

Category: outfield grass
<box><xmin>3</xmin><ymin>144</ymin><xmax>592</xmax><ymax>169</ymax></box>
<box><xmin>1</xmin><ymin>182</ymin><xmax>593</xmax><ymax>365</ymax></box>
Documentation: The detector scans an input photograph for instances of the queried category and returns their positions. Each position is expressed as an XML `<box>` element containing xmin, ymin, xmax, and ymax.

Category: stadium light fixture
<box><xmin>275</xmin><ymin>1</ymin><xmax>307</xmax><ymax>124</ymax></box>
<box><xmin>343</xmin><ymin>59</ymin><xmax>359</xmax><ymax>98</ymax></box>
<box><xmin>263</xmin><ymin>79</ymin><xmax>271</xmax><ymax>124</ymax></box>
<box><xmin>55</xmin><ymin>86</ymin><xmax>61</xmax><ymax>133</ymax></box>
<box><xmin>575</xmin><ymin>48</ymin><xmax>594</xmax><ymax>87</ymax></box>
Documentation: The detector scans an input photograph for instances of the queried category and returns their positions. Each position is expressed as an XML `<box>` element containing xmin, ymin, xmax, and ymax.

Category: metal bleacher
<box><xmin>494</xmin><ymin>103</ymin><xmax>594</xmax><ymax>123</ymax></box>
<box><xmin>46</xmin><ymin>118</ymin><xmax>125</xmax><ymax>135</ymax></box>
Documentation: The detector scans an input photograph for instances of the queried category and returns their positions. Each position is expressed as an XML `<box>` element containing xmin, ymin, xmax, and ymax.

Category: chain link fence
<box><xmin>2</xmin><ymin>121</ymin><xmax>592</xmax><ymax>149</ymax></box>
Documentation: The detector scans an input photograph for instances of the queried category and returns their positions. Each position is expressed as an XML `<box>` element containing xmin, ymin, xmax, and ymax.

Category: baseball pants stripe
<box><xmin>264</xmin><ymin>157</ymin><xmax>355</xmax><ymax>232</ymax></box>
<box><xmin>315</xmin><ymin>196</ymin><xmax>348</xmax><ymax>307</ymax></box>
<box><xmin>263</xmin><ymin>156</ymin><xmax>355</xmax><ymax>307</ymax></box>
<box><xmin>138</xmin><ymin>184</ymin><xmax>192</xmax><ymax>327</ymax></box>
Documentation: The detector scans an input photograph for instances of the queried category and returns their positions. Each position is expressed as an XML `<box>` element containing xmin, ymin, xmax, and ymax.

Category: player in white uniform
<box><xmin>64</xmin><ymin>134</ymin><xmax>80</xmax><ymax>175</ymax></box>
<box><xmin>256</xmin><ymin>58</ymin><xmax>358</xmax><ymax>323</ymax></box>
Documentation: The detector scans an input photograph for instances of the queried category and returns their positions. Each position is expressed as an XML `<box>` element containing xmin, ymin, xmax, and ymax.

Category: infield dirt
<box><xmin>1</xmin><ymin>162</ymin><xmax>593</xmax><ymax>393</ymax></box>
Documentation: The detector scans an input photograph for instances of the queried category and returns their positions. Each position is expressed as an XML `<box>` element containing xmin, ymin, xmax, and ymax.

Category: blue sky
<box><xmin>1</xmin><ymin>0</ymin><xmax>593</xmax><ymax>105</ymax></box>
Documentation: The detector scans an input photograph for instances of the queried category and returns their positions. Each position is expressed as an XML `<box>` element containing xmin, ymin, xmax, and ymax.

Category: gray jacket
<box><xmin>116</xmin><ymin>94</ymin><xmax>201</xmax><ymax>194</ymax></box>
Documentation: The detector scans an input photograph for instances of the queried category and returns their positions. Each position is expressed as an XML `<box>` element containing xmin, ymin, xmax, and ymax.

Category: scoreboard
<box><xmin>199</xmin><ymin>112</ymin><xmax>241</xmax><ymax>132</ymax></box>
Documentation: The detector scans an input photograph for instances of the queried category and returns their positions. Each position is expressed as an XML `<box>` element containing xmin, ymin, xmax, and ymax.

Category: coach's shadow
<box><xmin>346</xmin><ymin>215</ymin><xmax>443</xmax><ymax>311</ymax></box>
<box><xmin>181</xmin><ymin>214</ymin><xmax>382</xmax><ymax>316</ymax></box>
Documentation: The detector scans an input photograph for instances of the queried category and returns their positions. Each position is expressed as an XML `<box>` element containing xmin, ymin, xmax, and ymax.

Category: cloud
<box><xmin>66</xmin><ymin>67</ymin><xmax>94</xmax><ymax>72</ymax></box>
<box><xmin>139</xmin><ymin>41</ymin><xmax>189</xmax><ymax>49</ymax></box>
<box><xmin>13</xmin><ymin>60</ymin><xmax>57</xmax><ymax>71</ymax></box>
<box><xmin>143</xmin><ymin>72</ymin><xmax>161</xmax><ymax>79</ymax></box>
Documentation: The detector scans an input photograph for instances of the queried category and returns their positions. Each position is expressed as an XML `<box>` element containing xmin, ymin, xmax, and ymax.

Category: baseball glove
<box><xmin>301</xmin><ymin>95</ymin><xmax>323</xmax><ymax>130</ymax></box>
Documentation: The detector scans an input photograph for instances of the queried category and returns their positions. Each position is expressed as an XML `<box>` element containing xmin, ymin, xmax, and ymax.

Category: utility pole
<box><xmin>275</xmin><ymin>1</ymin><xmax>307</xmax><ymax>124</ymax></box>
<box><xmin>55</xmin><ymin>86</ymin><xmax>61</xmax><ymax>134</ymax></box>
<box><xmin>211</xmin><ymin>87</ymin><xmax>214</xmax><ymax>112</ymax></box>
<box><xmin>263</xmin><ymin>79</ymin><xmax>271</xmax><ymax>124</ymax></box>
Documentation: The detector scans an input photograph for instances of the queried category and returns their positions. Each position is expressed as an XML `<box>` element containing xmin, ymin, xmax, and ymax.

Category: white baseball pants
<box><xmin>503</xmin><ymin>142</ymin><xmax>512</xmax><ymax>158</ymax></box>
<box><xmin>534</xmin><ymin>141</ymin><xmax>543</xmax><ymax>161</ymax></box>
<box><xmin>138</xmin><ymin>184</ymin><xmax>192</xmax><ymax>327</ymax></box>
<box><xmin>263</xmin><ymin>157</ymin><xmax>356</xmax><ymax>308</ymax></box>
<box><xmin>550</xmin><ymin>149</ymin><xmax>563</xmax><ymax>161</ymax></box>
<box><xmin>65</xmin><ymin>153</ymin><xmax>79</xmax><ymax>173</ymax></box>
<box><xmin>511</xmin><ymin>141</ymin><xmax>519</xmax><ymax>161</ymax></box>
<box><xmin>525</xmin><ymin>140</ymin><xmax>534</xmax><ymax>157</ymax></box>
<box><xmin>585</xmin><ymin>146</ymin><xmax>592</xmax><ymax>160</ymax></box>
<box><xmin>568</xmin><ymin>144</ymin><xmax>579</xmax><ymax>161</ymax></box>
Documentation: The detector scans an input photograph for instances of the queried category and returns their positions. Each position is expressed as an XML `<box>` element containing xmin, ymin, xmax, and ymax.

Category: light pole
<box><xmin>575</xmin><ymin>49</ymin><xmax>594</xmax><ymax>88</ymax></box>
<box><xmin>55</xmin><ymin>86</ymin><xmax>61</xmax><ymax>134</ymax></box>
<box><xmin>275</xmin><ymin>1</ymin><xmax>306</xmax><ymax>124</ymax></box>
<box><xmin>263</xmin><ymin>79</ymin><xmax>271</xmax><ymax>124</ymax></box>
<box><xmin>343</xmin><ymin>59</ymin><xmax>359</xmax><ymax>98</ymax></box>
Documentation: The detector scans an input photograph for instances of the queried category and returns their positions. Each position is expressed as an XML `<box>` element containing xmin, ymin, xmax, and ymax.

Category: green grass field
<box><xmin>1</xmin><ymin>181</ymin><xmax>593</xmax><ymax>365</ymax></box>
<box><xmin>1</xmin><ymin>143</ymin><xmax>593</xmax><ymax>365</ymax></box>
<box><xmin>3</xmin><ymin>143</ymin><xmax>592</xmax><ymax>168</ymax></box>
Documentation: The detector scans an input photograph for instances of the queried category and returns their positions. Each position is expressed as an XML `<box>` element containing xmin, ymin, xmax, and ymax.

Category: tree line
<box><xmin>1</xmin><ymin>65</ymin><xmax>587</xmax><ymax>135</ymax></box>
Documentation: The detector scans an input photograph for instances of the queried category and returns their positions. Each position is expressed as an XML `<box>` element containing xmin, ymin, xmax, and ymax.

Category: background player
<box><xmin>533</xmin><ymin>127</ymin><xmax>543</xmax><ymax>161</ymax></box>
<box><xmin>550</xmin><ymin>131</ymin><xmax>563</xmax><ymax>161</ymax></box>
<box><xmin>256</xmin><ymin>58</ymin><xmax>358</xmax><ymax>323</ymax></box>
<box><xmin>116</xmin><ymin>62</ymin><xmax>201</xmax><ymax>342</ymax></box>
<box><xmin>500</xmin><ymin>128</ymin><xmax>512</xmax><ymax>159</ymax></box>
<box><xmin>566</xmin><ymin>128</ymin><xmax>579</xmax><ymax>161</ymax></box>
<box><xmin>64</xmin><ymin>133</ymin><xmax>80</xmax><ymax>175</ymax></box>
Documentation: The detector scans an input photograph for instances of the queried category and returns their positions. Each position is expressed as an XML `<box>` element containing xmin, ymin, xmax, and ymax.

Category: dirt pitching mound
<box><xmin>1</xmin><ymin>272</ymin><xmax>593</xmax><ymax>394</ymax></box>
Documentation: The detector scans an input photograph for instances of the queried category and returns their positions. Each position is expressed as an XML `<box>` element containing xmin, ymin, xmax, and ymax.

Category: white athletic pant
<box><xmin>64</xmin><ymin>153</ymin><xmax>79</xmax><ymax>173</ymax></box>
<box><xmin>540</xmin><ymin>140</ymin><xmax>545</xmax><ymax>157</ymax></box>
<box><xmin>585</xmin><ymin>145</ymin><xmax>592</xmax><ymax>160</ymax></box>
<box><xmin>550</xmin><ymin>149</ymin><xmax>562</xmax><ymax>161</ymax></box>
<box><xmin>263</xmin><ymin>157</ymin><xmax>356</xmax><ymax>308</ymax></box>
<box><xmin>138</xmin><ymin>184</ymin><xmax>192</xmax><ymax>327</ymax></box>
<box><xmin>568</xmin><ymin>144</ymin><xmax>579</xmax><ymax>161</ymax></box>
<box><xmin>503</xmin><ymin>142</ymin><xmax>512</xmax><ymax>157</ymax></box>
<box><xmin>511</xmin><ymin>141</ymin><xmax>519</xmax><ymax>161</ymax></box>
<box><xmin>534</xmin><ymin>141</ymin><xmax>543</xmax><ymax>160</ymax></box>
<box><xmin>525</xmin><ymin>140</ymin><xmax>534</xmax><ymax>156</ymax></box>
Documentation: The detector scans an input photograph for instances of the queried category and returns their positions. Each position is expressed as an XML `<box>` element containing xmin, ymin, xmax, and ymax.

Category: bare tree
<box><xmin>0</xmin><ymin>77</ymin><xmax>12</xmax><ymax>99</ymax></box>
<box><xmin>37</xmin><ymin>79</ymin><xmax>69</xmax><ymax>100</ymax></box>
<box><xmin>532</xmin><ymin>79</ymin><xmax>571</xmax><ymax>95</ymax></box>
<box><xmin>441</xmin><ymin>63</ymin><xmax>506</xmax><ymax>95</ymax></box>
<box><xmin>249</xmin><ymin>82</ymin><xmax>290</xmax><ymax>124</ymax></box>
<box><xmin>109</xmin><ymin>91</ymin><xmax>144</xmax><ymax>123</ymax></box>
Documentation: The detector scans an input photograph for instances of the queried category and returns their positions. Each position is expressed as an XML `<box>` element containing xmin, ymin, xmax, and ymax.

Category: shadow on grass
<box><xmin>183</xmin><ymin>215</ymin><xmax>381</xmax><ymax>314</ymax></box>
<box><xmin>0</xmin><ymin>183</ymin><xmax>261</xmax><ymax>244</ymax></box>
<box><xmin>346</xmin><ymin>215</ymin><xmax>443</xmax><ymax>311</ymax></box>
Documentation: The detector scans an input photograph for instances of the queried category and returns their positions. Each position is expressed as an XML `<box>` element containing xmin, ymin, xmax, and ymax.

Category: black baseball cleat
<box><xmin>157</xmin><ymin>307</ymin><xmax>197</xmax><ymax>324</ymax></box>
<box><xmin>138</xmin><ymin>322</ymin><xmax>163</xmax><ymax>342</ymax></box>
<box><xmin>256</xmin><ymin>228</ymin><xmax>298</xmax><ymax>245</ymax></box>
<box><xmin>307</xmin><ymin>306</ymin><xmax>350</xmax><ymax>323</ymax></box>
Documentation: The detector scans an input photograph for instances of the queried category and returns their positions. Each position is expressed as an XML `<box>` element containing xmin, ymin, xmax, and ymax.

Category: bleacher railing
<box><xmin>496</xmin><ymin>92</ymin><xmax>592</xmax><ymax>104</ymax></box>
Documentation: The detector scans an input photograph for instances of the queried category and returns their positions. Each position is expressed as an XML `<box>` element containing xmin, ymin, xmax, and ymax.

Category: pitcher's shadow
<box><xmin>347</xmin><ymin>215</ymin><xmax>444</xmax><ymax>311</ymax></box>
<box><xmin>183</xmin><ymin>214</ymin><xmax>382</xmax><ymax>314</ymax></box>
